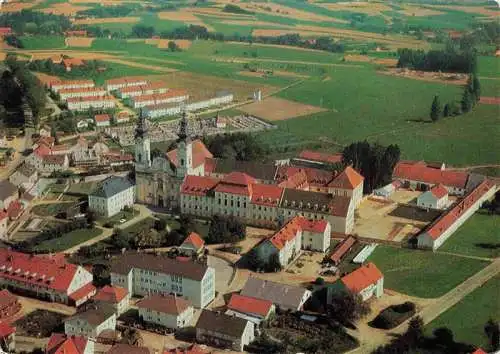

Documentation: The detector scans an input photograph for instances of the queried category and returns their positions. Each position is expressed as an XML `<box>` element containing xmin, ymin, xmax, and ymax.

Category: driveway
<box><xmin>207</xmin><ymin>255</ymin><xmax>234</xmax><ymax>295</ymax></box>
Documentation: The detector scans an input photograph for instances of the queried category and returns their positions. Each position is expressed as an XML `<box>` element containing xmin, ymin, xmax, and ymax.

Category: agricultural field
<box><xmin>368</xmin><ymin>245</ymin><xmax>490</xmax><ymax>298</ymax></box>
<box><xmin>425</xmin><ymin>275</ymin><xmax>499</xmax><ymax>349</ymax></box>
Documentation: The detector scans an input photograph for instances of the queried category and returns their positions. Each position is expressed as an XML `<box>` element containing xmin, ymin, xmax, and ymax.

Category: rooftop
<box><xmin>67</xmin><ymin>304</ymin><xmax>115</xmax><ymax>326</ymax></box>
<box><xmin>394</xmin><ymin>161</ymin><xmax>469</xmax><ymax>189</ymax></box>
<box><xmin>94</xmin><ymin>285</ymin><xmax>128</xmax><ymax>304</ymax></box>
<box><xmin>137</xmin><ymin>294</ymin><xmax>191</xmax><ymax>315</ymax></box>
<box><xmin>91</xmin><ymin>176</ymin><xmax>133</xmax><ymax>198</ymax></box>
<box><xmin>430</xmin><ymin>184</ymin><xmax>448</xmax><ymax>199</ymax></box>
<box><xmin>298</xmin><ymin>150</ymin><xmax>343</xmax><ymax>164</ymax></box>
<box><xmin>0</xmin><ymin>180</ymin><xmax>17</xmax><ymax>200</ymax></box>
<box><xmin>341</xmin><ymin>262</ymin><xmax>383</xmax><ymax>293</ymax></box>
<box><xmin>196</xmin><ymin>310</ymin><xmax>249</xmax><ymax>338</ymax></box>
<box><xmin>167</xmin><ymin>139</ymin><xmax>212</xmax><ymax>170</ymax></box>
<box><xmin>47</xmin><ymin>333</ymin><xmax>88</xmax><ymax>354</ymax></box>
<box><xmin>181</xmin><ymin>232</ymin><xmax>205</xmax><ymax>250</ymax></box>
<box><xmin>328</xmin><ymin>166</ymin><xmax>364</xmax><ymax>190</ymax></box>
<box><xmin>227</xmin><ymin>293</ymin><xmax>273</xmax><ymax>317</ymax></box>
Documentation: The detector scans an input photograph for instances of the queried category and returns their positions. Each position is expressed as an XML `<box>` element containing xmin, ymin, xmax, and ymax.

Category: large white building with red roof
<box><xmin>0</xmin><ymin>249</ymin><xmax>95</xmax><ymax>306</ymax></box>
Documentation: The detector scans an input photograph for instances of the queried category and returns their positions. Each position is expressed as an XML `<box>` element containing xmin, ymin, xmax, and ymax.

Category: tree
<box><xmin>430</xmin><ymin>95</ymin><xmax>441</xmax><ymax>122</ymax></box>
<box><xmin>328</xmin><ymin>288</ymin><xmax>370</xmax><ymax>324</ymax></box>
<box><xmin>433</xmin><ymin>327</ymin><xmax>454</xmax><ymax>347</ymax></box>
<box><xmin>167</xmin><ymin>41</ymin><xmax>180</xmax><ymax>52</ymax></box>
<box><xmin>121</xmin><ymin>328</ymin><xmax>143</xmax><ymax>346</ymax></box>
<box><xmin>484</xmin><ymin>319</ymin><xmax>499</xmax><ymax>351</ymax></box>
<box><xmin>443</xmin><ymin>103</ymin><xmax>450</xmax><ymax>117</ymax></box>
<box><xmin>404</xmin><ymin>316</ymin><xmax>424</xmax><ymax>348</ymax></box>
<box><xmin>472</xmin><ymin>74</ymin><xmax>481</xmax><ymax>103</ymax></box>
<box><xmin>461</xmin><ymin>87</ymin><xmax>473</xmax><ymax>113</ymax></box>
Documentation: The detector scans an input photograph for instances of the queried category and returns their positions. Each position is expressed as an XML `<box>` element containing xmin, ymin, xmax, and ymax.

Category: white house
<box><xmin>179</xmin><ymin>232</ymin><xmax>205</xmax><ymax>256</ymax></box>
<box><xmin>196</xmin><ymin>310</ymin><xmax>254</xmax><ymax>352</ymax></box>
<box><xmin>328</xmin><ymin>262</ymin><xmax>384</xmax><ymax>302</ymax></box>
<box><xmin>64</xmin><ymin>305</ymin><xmax>116</xmax><ymax>339</ymax></box>
<box><xmin>226</xmin><ymin>293</ymin><xmax>275</xmax><ymax>326</ymax></box>
<box><xmin>327</xmin><ymin>166</ymin><xmax>364</xmax><ymax>207</ymax></box>
<box><xmin>94</xmin><ymin>285</ymin><xmax>130</xmax><ymax>315</ymax></box>
<box><xmin>137</xmin><ymin>294</ymin><xmax>194</xmax><ymax>329</ymax></box>
<box><xmin>88</xmin><ymin>176</ymin><xmax>135</xmax><ymax>217</ymax></box>
<box><xmin>417</xmin><ymin>184</ymin><xmax>448</xmax><ymax>210</ymax></box>
<box><xmin>110</xmin><ymin>253</ymin><xmax>215</xmax><ymax>308</ymax></box>
<box><xmin>94</xmin><ymin>114</ymin><xmax>111</xmax><ymax>127</ymax></box>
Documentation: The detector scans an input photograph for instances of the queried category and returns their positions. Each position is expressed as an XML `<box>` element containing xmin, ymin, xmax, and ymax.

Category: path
<box><xmin>435</xmin><ymin>250</ymin><xmax>494</xmax><ymax>262</ymax></box>
<box><xmin>101</xmin><ymin>58</ymin><xmax>178</xmax><ymax>73</ymax></box>
<box><xmin>448</xmin><ymin>164</ymin><xmax>500</xmax><ymax>171</ymax></box>
<box><xmin>63</xmin><ymin>204</ymin><xmax>152</xmax><ymax>254</ymax></box>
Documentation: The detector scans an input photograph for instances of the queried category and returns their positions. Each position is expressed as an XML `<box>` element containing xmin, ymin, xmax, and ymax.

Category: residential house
<box><xmin>225</xmin><ymin>293</ymin><xmax>275</xmax><ymax>326</ymax></box>
<box><xmin>0</xmin><ymin>181</ymin><xmax>17</xmax><ymax>209</ymax></box>
<box><xmin>94</xmin><ymin>285</ymin><xmax>130</xmax><ymax>315</ymax></box>
<box><xmin>328</xmin><ymin>262</ymin><xmax>384</xmax><ymax>303</ymax></box>
<box><xmin>46</xmin><ymin>333</ymin><xmax>94</xmax><ymax>354</ymax></box>
<box><xmin>0</xmin><ymin>289</ymin><xmax>21</xmax><ymax>320</ymax></box>
<box><xmin>179</xmin><ymin>232</ymin><xmax>205</xmax><ymax>256</ymax></box>
<box><xmin>327</xmin><ymin>166</ymin><xmax>364</xmax><ymax>207</ymax></box>
<box><xmin>137</xmin><ymin>294</ymin><xmax>194</xmax><ymax>329</ymax></box>
<box><xmin>0</xmin><ymin>322</ymin><xmax>15</xmax><ymax>352</ymax></box>
<box><xmin>117</xmin><ymin>82</ymin><xmax>168</xmax><ymax>98</ymax></box>
<box><xmin>59</xmin><ymin>87</ymin><xmax>107</xmax><ymax>101</ymax></box>
<box><xmin>240</xmin><ymin>277</ymin><xmax>312</xmax><ymax>311</ymax></box>
<box><xmin>9</xmin><ymin>163</ymin><xmax>38</xmax><ymax>189</ymax></box>
<box><xmin>417</xmin><ymin>184</ymin><xmax>448</xmax><ymax>210</ymax></box>
<box><xmin>0</xmin><ymin>211</ymin><xmax>7</xmax><ymax>240</ymax></box>
<box><xmin>64</xmin><ymin>305</ymin><xmax>116</xmax><ymax>339</ymax></box>
<box><xmin>67</xmin><ymin>96</ymin><xmax>115</xmax><ymax>111</ymax></box>
<box><xmin>72</xmin><ymin>149</ymin><xmax>99</xmax><ymax>168</ymax></box>
<box><xmin>0</xmin><ymin>249</ymin><xmax>96</xmax><ymax>306</ymax></box>
<box><xmin>417</xmin><ymin>180</ymin><xmax>496</xmax><ymax>251</ymax></box>
<box><xmin>62</xmin><ymin>58</ymin><xmax>85</xmax><ymax>72</ymax></box>
<box><xmin>110</xmin><ymin>253</ymin><xmax>215</xmax><ymax>308</ymax></box>
<box><xmin>130</xmin><ymin>90</ymin><xmax>189</xmax><ymax>109</ymax></box>
<box><xmin>39</xmin><ymin>155</ymin><xmax>70</xmax><ymax>174</ymax></box>
<box><xmin>95</xmin><ymin>114</ymin><xmax>111</xmax><ymax>127</ymax></box>
<box><xmin>50</xmin><ymin>80</ymin><xmax>94</xmax><ymax>93</ymax></box>
<box><xmin>88</xmin><ymin>176</ymin><xmax>135</xmax><ymax>217</ymax></box>
<box><xmin>105</xmin><ymin>78</ymin><xmax>149</xmax><ymax>92</ymax></box>
<box><xmin>195</xmin><ymin>310</ymin><xmax>254</xmax><ymax>352</ymax></box>
<box><xmin>114</xmin><ymin>111</ymin><xmax>130</xmax><ymax>124</ymax></box>
<box><xmin>108</xmin><ymin>344</ymin><xmax>149</xmax><ymax>354</ymax></box>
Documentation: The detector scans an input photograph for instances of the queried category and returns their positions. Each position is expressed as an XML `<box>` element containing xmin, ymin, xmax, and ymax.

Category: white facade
<box><xmin>139</xmin><ymin>304</ymin><xmax>193</xmax><ymax>329</ymax></box>
<box><xmin>131</xmin><ymin>94</ymin><xmax>188</xmax><ymax>108</ymax></box>
<box><xmin>64</xmin><ymin>312</ymin><xmax>116</xmax><ymax>339</ymax></box>
<box><xmin>301</xmin><ymin>223</ymin><xmax>331</xmax><ymax>252</ymax></box>
<box><xmin>95</xmin><ymin>119</ymin><xmax>110</xmax><ymax>127</ymax></box>
<box><xmin>328</xmin><ymin>183</ymin><xmax>363</xmax><ymax>208</ymax></box>
<box><xmin>196</xmin><ymin>318</ymin><xmax>254</xmax><ymax>352</ymax></box>
<box><xmin>59</xmin><ymin>88</ymin><xmax>107</xmax><ymax>101</ymax></box>
<box><xmin>88</xmin><ymin>184</ymin><xmax>135</xmax><ymax>217</ymax></box>
<box><xmin>105</xmin><ymin>79</ymin><xmax>148</xmax><ymax>92</ymax></box>
<box><xmin>143</xmin><ymin>94</ymin><xmax>233</xmax><ymax>118</ymax></box>
<box><xmin>417</xmin><ymin>191</ymin><xmax>448</xmax><ymax>210</ymax></box>
<box><xmin>51</xmin><ymin>81</ymin><xmax>94</xmax><ymax>92</ymax></box>
<box><xmin>67</xmin><ymin>97</ymin><xmax>115</xmax><ymax>111</ymax></box>
<box><xmin>358</xmin><ymin>277</ymin><xmax>384</xmax><ymax>301</ymax></box>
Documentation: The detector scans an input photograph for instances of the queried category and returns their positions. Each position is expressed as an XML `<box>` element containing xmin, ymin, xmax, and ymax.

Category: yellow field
<box><xmin>428</xmin><ymin>4</ymin><xmax>499</xmax><ymax>17</ymax></box>
<box><xmin>65</xmin><ymin>37</ymin><xmax>94</xmax><ymax>47</ymax></box>
<box><xmin>72</xmin><ymin>17</ymin><xmax>141</xmax><ymax>25</ymax></box>
<box><xmin>239</xmin><ymin>96</ymin><xmax>327</xmax><ymax>121</ymax></box>
<box><xmin>40</xmin><ymin>3</ymin><xmax>90</xmax><ymax>15</ymax></box>
<box><xmin>398</xmin><ymin>4</ymin><xmax>445</xmax><ymax>17</ymax></box>
<box><xmin>158</xmin><ymin>10</ymin><xmax>215</xmax><ymax>31</ymax></box>
<box><xmin>317</xmin><ymin>1</ymin><xmax>393</xmax><ymax>16</ymax></box>
<box><xmin>0</xmin><ymin>0</ymin><xmax>42</xmax><ymax>12</ymax></box>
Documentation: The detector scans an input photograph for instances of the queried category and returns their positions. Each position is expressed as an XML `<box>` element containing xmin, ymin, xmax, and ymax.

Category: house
<box><xmin>105</xmin><ymin>78</ymin><xmax>149</xmax><ymax>92</ymax></box>
<box><xmin>114</xmin><ymin>111</ymin><xmax>130</xmax><ymax>124</ymax></box>
<box><xmin>179</xmin><ymin>232</ymin><xmax>205</xmax><ymax>256</ymax></box>
<box><xmin>0</xmin><ymin>181</ymin><xmax>17</xmax><ymax>209</ymax></box>
<box><xmin>72</xmin><ymin>149</ymin><xmax>99</xmax><ymax>168</ymax></box>
<box><xmin>417</xmin><ymin>184</ymin><xmax>448</xmax><ymax>210</ymax></box>
<box><xmin>59</xmin><ymin>87</ymin><xmax>107</xmax><ymax>101</ymax></box>
<box><xmin>164</xmin><ymin>344</ymin><xmax>208</xmax><ymax>354</ymax></box>
<box><xmin>296</xmin><ymin>150</ymin><xmax>343</xmax><ymax>165</ymax></box>
<box><xmin>471</xmin><ymin>349</ymin><xmax>487</xmax><ymax>354</ymax></box>
<box><xmin>50</xmin><ymin>80</ymin><xmax>94</xmax><ymax>92</ymax></box>
<box><xmin>88</xmin><ymin>176</ymin><xmax>135</xmax><ymax>217</ymax></box>
<box><xmin>417</xmin><ymin>180</ymin><xmax>496</xmax><ymax>251</ymax></box>
<box><xmin>130</xmin><ymin>90</ymin><xmax>189</xmax><ymax>109</ymax></box>
<box><xmin>94</xmin><ymin>114</ymin><xmax>111</xmax><ymax>127</ymax></box>
<box><xmin>46</xmin><ymin>333</ymin><xmax>94</xmax><ymax>354</ymax></box>
<box><xmin>62</xmin><ymin>58</ymin><xmax>85</xmax><ymax>72</ymax></box>
<box><xmin>0</xmin><ymin>249</ymin><xmax>96</xmax><ymax>306</ymax></box>
<box><xmin>117</xmin><ymin>82</ymin><xmax>168</xmax><ymax>98</ymax></box>
<box><xmin>67</xmin><ymin>96</ymin><xmax>115</xmax><ymax>111</ymax></box>
<box><xmin>195</xmin><ymin>310</ymin><xmax>254</xmax><ymax>352</ymax></box>
<box><xmin>108</xmin><ymin>344</ymin><xmax>150</xmax><ymax>354</ymax></box>
<box><xmin>64</xmin><ymin>305</ymin><xmax>116</xmax><ymax>339</ymax></box>
<box><xmin>225</xmin><ymin>293</ymin><xmax>275</xmax><ymax>326</ymax></box>
<box><xmin>9</xmin><ymin>163</ymin><xmax>38</xmax><ymax>188</ymax></box>
<box><xmin>40</xmin><ymin>154</ymin><xmax>70</xmax><ymax>173</ymax></box>
<box><xmin>0</xmin><ymin>289</ymin><xmax>21</xmax><ymax>320</ymax></box>
<box><xmin>94</xmin><ymin>285</ymin><xmax>130</xmax><ymax>315</ymax></box>
<box><xmin>329</xmin><ymin>236</ymin><xmax>357</xmax><ymax>266</ymax></box>
<box><xmin>0</xmin><ymin>322</ymin><xmax>16</xmax><ymax>352</ymax></box>
<box><xmin>328</xmin><ymin>262</ymin><xmax>384</xmax><ymax>303</ymax></box>
<box><xmin>137</xmin><ymin>294</ymin><xmax>194</xmax><ymax>329</ymax></box>
<box><xmin>240</xmin><ymin>277</ymin><xmax>312</xmax><ymax>311</ymax></box>
<box><xmin>0</xmin><ymin>211</ymin><xmax>7</xmax><ymax>240</ymax></box>
<box><xmin>327</xmin><ymin>166</ymin><xmax>364</xmax><ymax>207</ymax></box>
<box><xmin>110</xmin><ymin>253</ymin><xmax>215</xmax><ymax>308</ymax></box>
<box><xmin>215</xmin><ymin>114</ymin><xmax>227</xmax><ymax>129</ymax></box>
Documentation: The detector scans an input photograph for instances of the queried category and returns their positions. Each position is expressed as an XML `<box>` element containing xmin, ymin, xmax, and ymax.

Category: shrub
<box><xmin>315</xmin><ymin>277</ymin><xmax>325</xmax><ymax>285</ymax></box>
<box><xmin>369</xmin><ymin>302</ymin><xmax>416</xmax><ymax>329</ymax></box>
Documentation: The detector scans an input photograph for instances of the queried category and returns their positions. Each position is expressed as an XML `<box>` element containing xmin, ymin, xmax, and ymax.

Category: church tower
<box><xmin>176</xmin><ymin>109</ymin><xmax>193</xmax><ymax>178</ymax></box>
<box><xmin>135</xmin><ymin>109</ymin><xmax>151</xmax><ymax>169</ymax></box>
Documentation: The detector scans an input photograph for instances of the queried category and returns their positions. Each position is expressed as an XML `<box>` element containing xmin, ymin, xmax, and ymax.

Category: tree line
<box><xmin>76</xmin><ymin>4</ymin><xmax>141</xmax><ymax>18</ymax></box>
<box><xmin>397</xmin><ymin>47</ymin><xmax>477</xmax><ymax>73</ymax></box>
<box><xmin>28</xmin><ymin>58</ymin><xmax>105</xmax><ymax>78</ymax></box>
<box><xmin>0</xmin><ymin>10</ymin><xmax>71</xmax><ymax>35</ymax></box>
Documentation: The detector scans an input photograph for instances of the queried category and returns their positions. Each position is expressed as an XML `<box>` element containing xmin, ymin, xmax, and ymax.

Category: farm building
<box><xmin>67</xmin><ymin>96</ymin><xmax>115</xmax><ymax>111</ymax></box>
<box><xmin>330</xmin><ymin>236</ymin><xmax>357</xmax><ymax>266</ymax></box>
<box><xmin>328</xmin><ymin>262</ymin><xmax>384</xmax><ymax>302</ymax></box>
<box><xmin>136</xmin><ymin>294</ymin><xmax>194</xmax><ymax>329</ymax></box>
<box><xmin>417</xmin><ymin>184</ymin><xmax>448</xmax><ymax>210</ymax></box>
<box><xmin>225</xmin><ymin>293</ymin><xmax>275</xmax><ymax>326</ymax></box>
<box><xmin>416</xmin><ymin>180</ymin><xmax>496</xmax><ymax>251</ymax></box>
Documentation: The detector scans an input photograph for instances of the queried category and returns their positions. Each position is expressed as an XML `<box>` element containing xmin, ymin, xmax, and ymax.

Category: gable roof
<box><xmin>208</xmin><ymin>158</ymin><xmax>278</xmax><ymax>181</ymax></box>
<box><xmin>0</xmin><ymin>322</ymin><xmax>15</xmax><ymax>338</ymax></box>
<box><xmin>181</xmin><ymin>232</ymin><xmax>205</xmax><ymax>250</ymax></box>
<box><xmin>137</xmin><ymin>294</ymin><xmax>191</xmax><ymax>315</ymax></box>
<box><xmin>297</xmin><ymin>217</ymin><xmax>329</xmax><ymax>233</ymax></box>
<box><xmin>250</xmin><ymin>183</ymin><xmax>283</xmax><ymax>207</ymax></box>
<box><xmin>94</xmin><ymin>285</ymin><xmax>128</xmax><ymax>303</ymax></box>
<box><xmin>341</xmin><ymin>262</ymin><xmax>383</xmax><ymax>293</ymax></box>
<box><xmin>181</xmin><ymin>175</ymin><xmax>220</xmax><ymax>196</ymax></box>
<box><xmin>328</xmin><ymin>166</ymin><xmax>364</xmax><ymax>189</ymax></box>
<box><xmin>91</xmin><ymin>176</ymin><xmax>133</xmax><ymax>198</ymax></box>
<box><xmin>276</xmin><ymin>165</ymin><xmax>334</xmax><ymax>187</ymax></box>
<box><xmin>393</xmin><ymin>162</ymin><xmax>469</xmax><ymax>189</ymax></box>
<box><xmin>214</xmin><ymin>172</ymin><xmax>256</xmax><ymax>196</ymax></box>
<box><xmin>227</xmin><ymin>293</ymin><xmax>273</xmax><ymax>317</ymax></box>
<box><xmin>67</xmin><ymin>304</ymin><xmax>115</xmax><ymax>326</ymax></box>
<box><xmin>240</xmin><ymin>277</ymin><xmax>310</xmax><ymax>310</ymax></box>
<box><xmin>47</xmin><ymin>333</ymin><xmax>88</xmax><ymax>354</ymax></box>
<box><xmin>330</xmin><ymin>236</ymin><xmax>356</xmax><ymax>264</ymax></box>
<box><xmin>471</xmin><ymin>349</ymin><xmax>487</xmax><ymax>354</ymax></box>
<box><xmin>108</xmin><ymin>344</ymin><xmax>150</xmax><ymax>354</ymax></box>
<box><xmin>166</xmin><ymin>139</ymin><xmax>212</xmax><ymax>169</ymax></box>
<box><xmin>0</xmin><ymin>289</ymin><xmax>17</xmax><ymax>309</ymax></box>
<box><xmin>430</xmin><ymin>184</ymin><xmax>448</xmax><ymax>199</ymax></box>
<box><xmin>280</xmin><ymin>188</ymin><xmax>351</xmax><ymax>217</ymax></box>
<box><xmin>196</xmin><ymin>310</ymin><xmax>248</xmax><ymax>338</ymax></box>
<box><xmin>95</xmin><ymin>114</ymin><xmax>110</xmax><ymax>122</ymax></box>
<box><xmin>298</xmin><ymin>150</ymin><xmax>343</xmax><ymax>164</ymax></box>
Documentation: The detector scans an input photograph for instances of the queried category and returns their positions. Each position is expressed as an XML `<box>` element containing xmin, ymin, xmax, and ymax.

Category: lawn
<box><xmin>367</xmin><ymin>245</ymin><xmax>490</xmax><ymax>298</ymax></box>
<box><xmin>19</xmin><ymin>36</ymin><xmax>66</xmax><ymax>49</ymax></box>
<box><xmin>425</xmin><ymin>275</ymin><xmax>499</xmax><ymax>348</ymax></box>
<box><xmin>439</xmin><ymin>213</ymin><xmax>500</xmax><ymax>259</ymax></box>
<box><xmin>33</xmin><ymin>227</ymin><xmax>103</xmax><ymax>252</ymax></box>
<box><xmin>32</xmin><ymin>202</ymin><xmax>75</xmax><ymax>217</ymax></box>
<box><xmin>99</xmin><ymin>208</ymin><xmax>138</xmax><ymax>227</ymax></box>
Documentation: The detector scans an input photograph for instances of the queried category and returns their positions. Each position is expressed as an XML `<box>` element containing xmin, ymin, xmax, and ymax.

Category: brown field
<box><xmin>158</xmin><ymin>10</ymin><xmax>215</xmax><ymax>31</ymax></box>
<box><xmin>101</xmin><ymin>58</ymin><xmax>178</xmax><ymax>73</ymax></box>
<box><xmin>41</xmin><ymin>3</ymin><xmax>90</xmax><ymax>15</ymax></box>
<box><xmin>398</xmin><ymin>5</ymin><xmax>445</xmax><ymax>17</ymax></box>
<box><xmin>318</xmin><ymin>1</ymin><xmax>392</xmax><ymax>16</ymax></box>
<box><xmin>345</xmin><ymin>54</ymin><xmax>398</xmax><ymax>66</ymax></box>
<box><xmin>381</xmin><ymin>68</ymin><xmax>469</xmax><ymax>85</ymax></box>
<box><xmin>146</xmin><ymin>71</ymin><xmax>278</xmax><ymax>101</ymax></box>
<box><xmin>228</xmin><ymin>41</ymin><xmax>328</xmax><ymax>53</ymax></box>
<box><xmin>72</xmin><ymin>17</ymin><xmax>140</xmax><ymax>25</ymax></box>
<box><xmin>428</xmin><ymin>5</ymin><xmax>499</xmax><ymax>17</ymax></box>
<box><xmin>238</xmin><ymin>96</ymin><xmax>327</xmax><ymax>121</ymax></box>
<box><xmin>187</xmin><ymin>7</ymin><xmax>254</xmax><ymax>19</ymax></box>
<box><xmin>479</xmin><ymin>97</ymin><xmax>500</xmax><ymax>105</ymax></box>
<box><xmin>0</xmin><ymin>0</ymin><xmax>42</xmax><ymax>12</ymax></box>
<box><xmin>145</xmin><ymin>38</ymin><xmax>192</xmax><ymax>50</ymax></box>
<box><xmin>65</xmin><ymin>37</ymin><xmax>94</xmax><ymax>47</ymax></box>
<box><xmin>220</xmin><ymin>20</ymin><xmax>292</xmax><ymax>27</ymax></box>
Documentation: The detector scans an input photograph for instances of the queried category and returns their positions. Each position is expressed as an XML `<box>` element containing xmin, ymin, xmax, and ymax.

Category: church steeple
<box><xmin>135</xmin><ymin>109</ymin><xmax>151</xmax><ymax>168</ymax></box>
<box><xmin>177</xmin><ymin>108</ymin><xmax>189</xmax><ymax>142</ymax></box>
<box><xmin>135</xmin><ymin>108</ymin><xmax>148</xmax><ymax>140</ymax></box>
<box><xmin>176</xmin><ymin>107</ymin><xmax>192</xmax><ymax>178</ymax></box>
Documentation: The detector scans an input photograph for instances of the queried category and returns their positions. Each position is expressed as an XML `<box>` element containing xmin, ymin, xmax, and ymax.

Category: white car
<box><xmin>119</xmin><ymin>218</ymin><xmax>126</xmax><ymax>223</ymax></box>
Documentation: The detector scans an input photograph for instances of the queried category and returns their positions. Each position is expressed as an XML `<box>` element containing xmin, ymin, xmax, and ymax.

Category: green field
<box><xmin>34</xmin><ymin>227</ymin><xmax>103</xmax><ymax>252</ymax></box>
<box><xmin>368</xmin><ymin>245</ymin><xmax>490</xmax><ymax>298</ymax></box>
<box><xmin>425</xmin><ymin>276</ymin><xmax>499</xmax><ymax>348</ymax></box>
<box><xmin>19</xmin><ymin>36</ymin><xmax>66</xmax><ymax>49</ymax></box>
<box><xmin>440</xmin><ymin>213</ymin><xmax>500</xmax><ymax>259</ymax></box>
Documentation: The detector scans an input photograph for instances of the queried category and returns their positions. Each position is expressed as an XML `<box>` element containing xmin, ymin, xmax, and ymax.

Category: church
<box><xmin>134</xmin><ymin>111</ymin><xmax>363</xmax><ymax>234</ymax></box>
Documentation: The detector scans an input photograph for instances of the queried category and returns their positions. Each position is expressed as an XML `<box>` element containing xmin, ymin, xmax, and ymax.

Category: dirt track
<box><xmin>100</xmin><ymin>58</ymin><xmax>178</xmax><ymax>73</ymax></box>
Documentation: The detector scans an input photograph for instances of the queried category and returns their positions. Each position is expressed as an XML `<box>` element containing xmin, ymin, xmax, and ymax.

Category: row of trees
<box><xmin>397</xmin><ymin>47</ymin><xmax>477</xmax><ymax>73</ymax></box>
<box><xmin>430</xmin><ymin>74</ymin><xmax>481</xmax><ymax>122</ymax></box>
<box><xmin>77</xmin><ymin>4</ymin><xmax>140</xmax><ymax>18</ymax></box>
<box><xmin>0</xmin><ymin>10</ymin><xmax>71</xmax><ymax>35</ymax></box>
<box><xmin>204</xmin><ymin>132</ymin><xmax>268</xmax><ymax>161</ymax></box>
<box><xmin>27</xmin><ymin>58</ymin><xmax>105</xmax><ymax>77</ymax></box>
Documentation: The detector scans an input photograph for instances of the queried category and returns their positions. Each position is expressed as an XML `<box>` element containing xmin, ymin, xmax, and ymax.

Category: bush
<box><xmin>369</xmin><ymin>302</ymin><xmax>416</xmax><ymax>329</ymax></box>
<box><xmin>315</xmin><ymin>277</ymin><xmax>325</xmax><ymax>285</ymax></box>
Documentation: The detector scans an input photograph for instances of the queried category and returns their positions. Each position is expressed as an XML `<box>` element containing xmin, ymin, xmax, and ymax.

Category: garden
<box><xmin>14</xmin><ymin>310</ymin><xmax>66</xmax><ymax>338</ymax></box>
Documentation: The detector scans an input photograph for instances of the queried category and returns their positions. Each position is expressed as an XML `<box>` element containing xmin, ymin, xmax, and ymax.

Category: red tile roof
<box><xmin>95</xmin><ymin>114</ymin><xmax>110</xmax><ymax>122</ymax></box>
<box><xmin>94</xmin><ymin>285</ymin><xmax>128</xmax><ymax>303</ymax></box>
<box><xmin>330</xmin><ymin>236</ymin><xmax>356</xmax><ymax>264</ymax></box>
<box><xmin>298</xmin><ymin>150</ymin><xmax>343</xmax><ymax>164</ymax></box>
<box><xmin>69</xmin><ymin>282</ymin><xmax>96</xmax><ymax>302</ymax></box>
<box><xmin>37</xmin><ymin>136</ymin><xmax>55</xmax><ymax>147</ymax></box>
<box><xmin>250</xmin><ymin>183</ymin><xmax>283</xmax><ymax>206</ymax></box>
<box><xmin>268</xmin><ymin>217</ymin><xmax>302</xmax><ymax>250</ymax></box>
<box><xmin>132</xmin><ymin>89</ymin><xmax>188</xmax><ymax>103</ymax></box>
<box><xmin>0</xmin><ymin>28</ymin><xmax>13</xmax><ymax>35</ymax></box>
<box><xmin>276</xmin><ymin>165</ymin><xmax>334</xmax><ymax>187</ymax></box>
<box><xmin>63</xmin><ymin>58</ymin><xmax>85</xmax><ymax>67</ymax></box>
<box><xmin>51</xmin><ymin>80</ymin><xmax>94</xmax><ymax>88</ymax></box>
<box><xmin>181</xmin><ymin>232</ymin><xmax>205</xmax><ymax>250</ymax></box>
<box><xmin>120</xmin><ymin>82</ymin><xmax>166</xmax><ymax>93</ymax></box>
<box><xmin>7</xmin><ymin>200</ymin><xmax>23</xmax><ymax>219</ymax></box>
<box><xmin>47</xmin><ymin>333</ymin><xmax>88</xmax><ymax>354</ymax></box>
<box><xmin>227</xmin><ymin>293</ymin><xmax>273</xmax><ymax>317</ymax></box>
<box><xmin>167</xmin><ymin>139</ymin><xmax>213</xmax><ymax>169</ymax></box>
<box><xmin>164</xmin><ymin>344</ymin><xmax>207</xmax><ymax>354</ymax></box>
<box><xmin>59</xmin><ymin>87</ymin><xmax>105</xmax><ymax>95</ymax></box>
<box><xmin>136</xmin><ymin>294</ymin><xmax>191</xmax><ymax>315</ymax></box>
<box><xmin>471</xmin><ymin>349</ymin><xmax>487</xmax><ymax>354</ymax></box>
<box><xmin>341</xmin><ymin>262</ymin><xmax>383</xmax><ymax>294</ymax></box>
<box><xmin>67</xmin><ymin>95</ymin><xmax>114</xmax><ymax>103</ymax></box>
<box><xmin>34</xmin><ymin>144</ymin><xmax>52</xmax><ymax>157</ymax></box>
<box><xmin>105</xmin><ymin>78</ymin><xmax>148</xmax><ymax>86</ymax></box>
<box><xmin>0</xmin><ymin>322</ymin><xmax>15</xmax><ymax>338</ymax></box>
<box><xmin>0</xmin><ymin>289</ymin><xmax>17</xmax><ymax>309</ymax></box>
<box><xmin>215</xmin><ymin>172</ymin><xmax>256</xmax><ymax>196</ymax></box>
<box><xmin>422</xmin><ymin>180</ymin><xmax>495</xmax><ymax>240</ymax></box>
<box><xmin>181</xmin><ymin>175</ymin><xmax>220</xmax><ymax>196</ymax></box>
<box><xmin>297</xmin><ymin>218</ymin><xmax>329</xmax><ymax>233</ymax></box>
<box><xmin>393</xmin><ymin>162</ymin><xmax>468</xmax><ymax>189</ymax></box>
<box><xmin>328</xmin><ymin>166</ymin><xmax>364</xmax><ymax>189</ymax></box>
<box><xmin>430</xmin><ymin>184</ymin><xmax>448</xmax><ymax>199</ymax></box>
